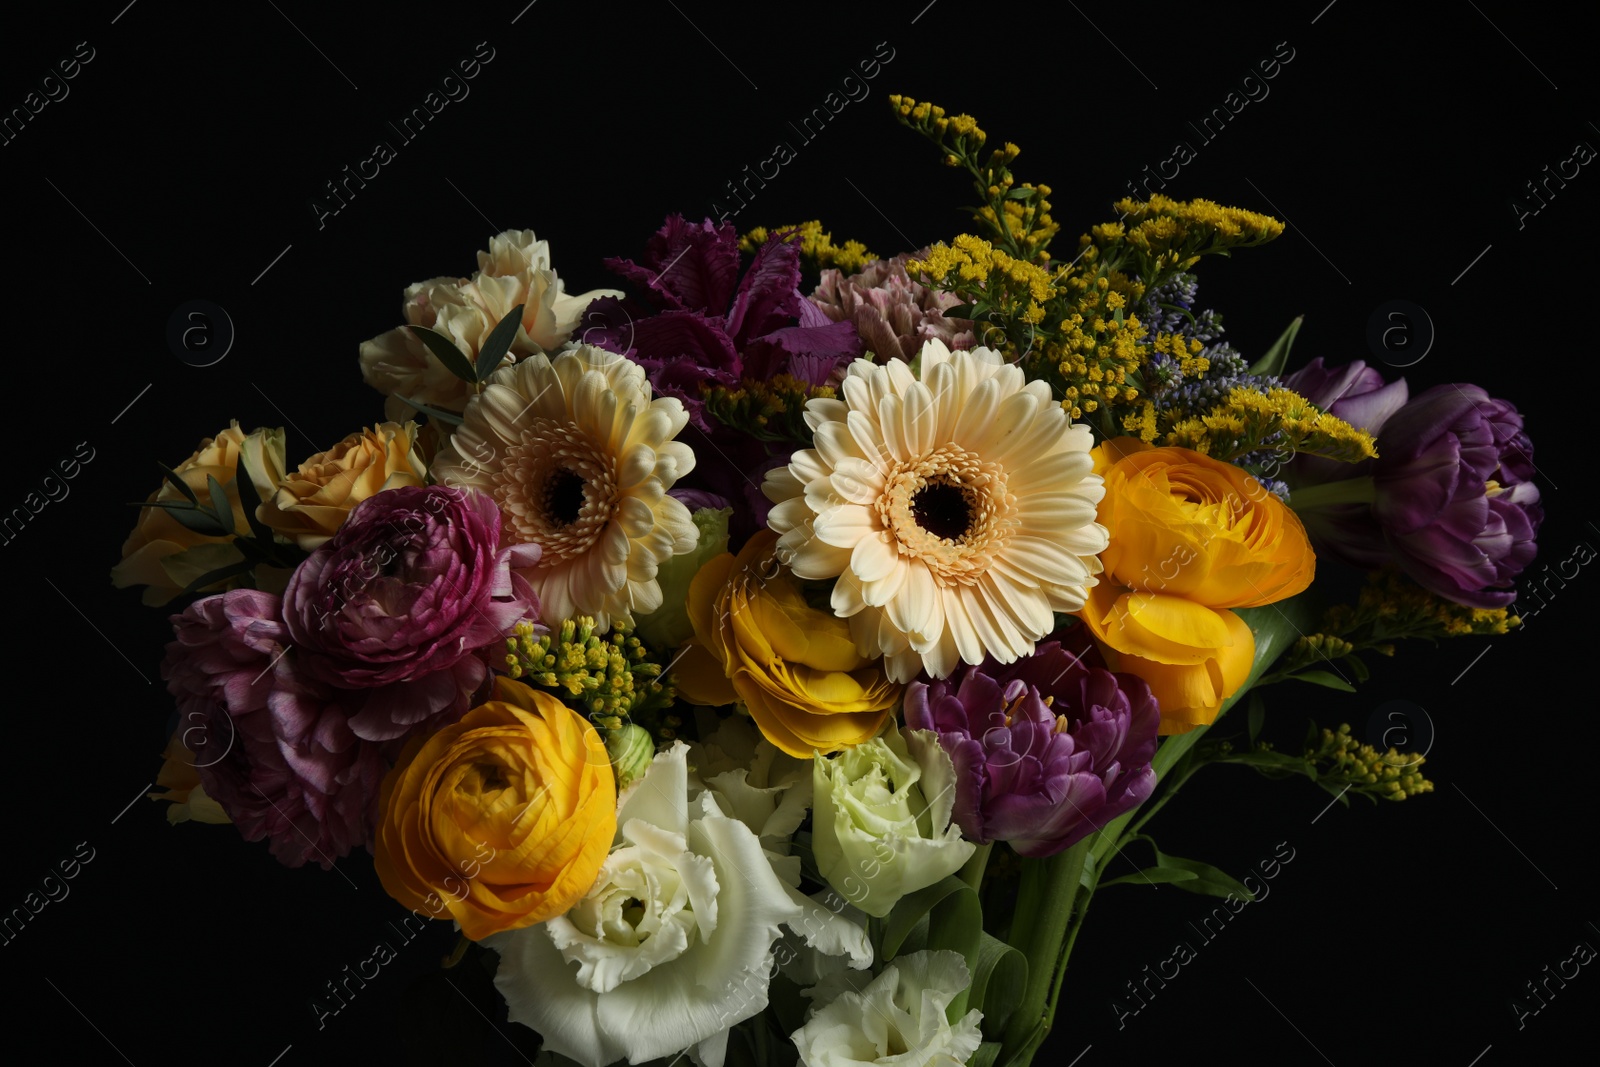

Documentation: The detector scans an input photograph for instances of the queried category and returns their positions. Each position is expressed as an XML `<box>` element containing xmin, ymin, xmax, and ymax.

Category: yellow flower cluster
<box><xmin>910</xmin><ymin>233</ymin><xmax>1058</xmax><ymax>328</ymax></box>
<box><xmin>503</xmin><ymin>617</ymin><xmax>670</xmax><ymax>729</ymax></box>
<box><xmin>1114</xmin><ymin>194</ymin><xmax>1285</xmax><ymax>268</ymax></box>
<box><xmin>1321</xmin><ymin>568</ymin><xmax>1521</xmax><ymax>641</ymax></box>
<box><xmin>888</xmin><ymin>94</ymin><xmax>987</xmax><ymax>147</ymax></box>
<box><xmin>1308</xmin><ymin>724</ymin><xmax>1434</xmax><ymax>801</ymax></box>
<box><xmin>739</xmin><ymin>221</ymin><xmax>875</xmax><ymax>274</ymax></box>
<box><xmin>1164</xmin><ymin>387</ymin><xmax>1377</xmax><ymax>464</ymax></box>
<box><xmin>1011</xmin><ymin>267</ymin><xmax>1146</xmax><ymax>420</ymax></box>
<box><xmin>1151</xmin><ymin>330</ymin><xmax>1211</xmax><ymax>376</ymax></box>
<box><xmin>702</xmin><ymin>374</ymin><xmax>836</xmax><ymax>444</ymax></box>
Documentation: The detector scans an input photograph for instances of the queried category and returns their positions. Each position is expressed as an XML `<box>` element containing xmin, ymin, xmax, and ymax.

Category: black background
<box><xmin>4</xmin><ymin>2</ymin><xmax>1595</xmax><ymax>1064</ymax></box>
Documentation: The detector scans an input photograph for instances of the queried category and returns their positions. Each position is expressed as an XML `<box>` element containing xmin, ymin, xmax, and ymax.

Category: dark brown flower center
<box><xmin>545</xmin><ymin>468</ymin><xmax>587</xmax><ymax>527</ymax></box>
<box><xmin>912</xmin><ymin>481</ymin><xmax>975</xmax><ymax>541</ymax></box>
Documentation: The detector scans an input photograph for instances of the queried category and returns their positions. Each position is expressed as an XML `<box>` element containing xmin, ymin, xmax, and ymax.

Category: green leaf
<box><xmin>395</xmin><ymin>395</ymin><xmax>467</xmax><ymax>426</ymax></box>
<box><xmin>127</xmin><ymin>498</ymin><xmax>199</xmax><ymax>512</ymax></box>
<box><xmin>232</xmin><ymin>465</ymin><xmax>273</xmax><ymax>546</ymax></box>
<box><xmin>157</xmin><ymin>462</ymin><xmax>199</xmax><ymax>503</ymax></box>
<box><xmin>970</xmin><ymin>932</ymin><xmax>1027</xmax><ymax>1043</ymax></box>
<box><xmin>1247</xmin><ymin>691</ymin><xmax>1266</xmax><ymax>745</ymax></box>
<box><xmin>944</xmin><ymin>304</ymin><xmax>976</xmax><ymax>319</ymax></box>
<box><xmin>165</xmin><ymin>504</ymin><xmax>231</xmax><ymax>538</ymax></box>
<box><xmin>1249</xmin><ymin>315</ymin><xmax>1302</xmax><ymax>377</ymax></box>
<box><xmin>883</xmin><ymin>875</ymin><xmax>983</xmax><ymax>1023</ymax></box>
<box><xmin>1100</xmin><ymin>866</ymin><xmax>1202</xmax><ymax>889</ymax></box>
<box><xmin>205</xmin><ymin>475</ymin><xmax>236</xmax><ymax>537</ymax></box>
<box><xmin>408</xmin><ymin>325</ymin><xmax>479</xmax><ymax>384</ymax></box>
<box><xmin>1132</xmin><ymin>836</ymin><xmax>1255</xmax><ymax>901</ymax></box>
<box><xmin>969</xmin><ymin>1043</ymin><xmax>1005</xmax><ymax>1067</ymax></box>
<box><xmin>1285</xmin><ymin>669</ymin><xmax>1357</xmax><ymax>693</ymax></box>
<box><xmin>475</xmin><ymin>303</ymin><xmax>525</xmax><ymax>382</ymax></box>
<box><xmin>1006</xmin><ymin>186</ymin><xmax>1035</xmax><ymax>200</ymax></box>
<box><xmin>1346</xmin><ymin>656</ymin><xmax>1371</xmax><ymax>683</ymax></box>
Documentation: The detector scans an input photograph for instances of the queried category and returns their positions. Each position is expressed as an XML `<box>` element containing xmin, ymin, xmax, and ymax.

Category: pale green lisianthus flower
<box><xmin>792</xmin><ymin>949</ymin><xmax>984</xmax><ymax>1066</ymax></box>
<box><xmin>812</xmin><ymin>722</ymin><xmax>975</xmax><ymax>918</ymax></box>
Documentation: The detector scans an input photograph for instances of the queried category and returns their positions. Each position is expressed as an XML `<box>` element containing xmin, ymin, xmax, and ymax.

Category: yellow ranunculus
<box><xmin>676</xmin><ymin>529</ymin><xmax>901</xmax><ymax>758</ymax></box>
<box><xmin>258</xmin><ymin>422</ymin><xmax>426</xmax><ymax>550</ymax></box>
<box><xmin>373</xmin><ymin>677</ymin><xmax>616</xmax><ymax>941</ymax></box>
<box><xmin>1081</xmin><ymin>438</ymin><xmax>1314</xmax><ymax>733</ymax></box>
<box><xmin>111</xmin><ymin>422</ymin><xmax>285</xmax><ymax>606</ymax></box>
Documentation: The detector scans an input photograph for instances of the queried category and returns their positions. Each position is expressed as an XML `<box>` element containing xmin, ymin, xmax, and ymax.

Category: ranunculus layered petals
<box><xmin>1099</xmin><ymin>609</ymin><xmax>1255</xmax><ymax>734</ymax></box>
<box><xmin>374</xmin><ymin>677</ymin><xmax>616</xmax><ymax>940</ymax></box>
<box><xmin>683</xmin><ymin>530</ymin><xmax>900</xmax><ymax>757</ymax></box>
<box><xmin>1084</xmin><ymin>440</ymin><xmax>1311</xmax><ymax>730</ymax></box>
<box><xmin>280</xmin><ymin>485</ymin><xmax>538</xmax><ymax>742</ymax></box>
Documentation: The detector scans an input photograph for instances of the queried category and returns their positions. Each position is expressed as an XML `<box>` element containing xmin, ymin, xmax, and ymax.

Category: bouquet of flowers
<box><xmin>115</xmin><ymin>96</ymin><xmax>1539</xmax><ymax>1067</ymax></box>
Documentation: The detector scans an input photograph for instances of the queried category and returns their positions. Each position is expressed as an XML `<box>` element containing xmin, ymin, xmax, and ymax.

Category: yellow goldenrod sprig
<box><xmin>739</xmin><ymin>221</ymin><xmax>875</xmax><ymax>274</ymax></box>
<box><xmin>1306</xmin><ymin>724</ymin><xmax>1434</xmax><ymax>801</ymax></box>
<box><xmin>1164</xmin><ymin>386</ymin><xmax>1377</xmax><ymax>464</ymax></box>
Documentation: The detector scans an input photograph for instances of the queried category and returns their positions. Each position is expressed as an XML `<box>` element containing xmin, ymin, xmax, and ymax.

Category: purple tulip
<box><xmin>1370</xmin><ymin>384</ymin><xmax>1543</xmax><ymax>607</ymax></box>
<box><xmin>904</xmin><ymin>634</ymin><xmax>1159</xmax><ymax>858</ymax></box>
<box><xmin>1283</xmin><ymin>357</ymin><xmax>1410</xmax><ymax>438</ymax></box>
<box><xmin>281</xmin><ymin>485</ymin><xmax>540</xmax><ymax>741</ymax></box>
<box><xmin>165</xmin><ymin>589</ymin><xmax>385</xmax><ymax>869</ymax></box>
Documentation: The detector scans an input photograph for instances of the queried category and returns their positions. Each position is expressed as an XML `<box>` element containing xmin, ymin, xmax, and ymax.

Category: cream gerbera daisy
<box><xmin>763</xmin><ymin>340</ymin><xmax>1107</xmax><ymax>682</ymax></box>
<box><xmin>432</xmin><ymin>345</ymin><xmax>698</xmax><ymax>631</ymax></box>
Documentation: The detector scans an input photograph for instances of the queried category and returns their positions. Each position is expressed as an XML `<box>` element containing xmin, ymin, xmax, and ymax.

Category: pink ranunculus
<box><xmin>281</xmin><ymin>485</ymin><xmax>540</xmax><ymax>741</ymax></box>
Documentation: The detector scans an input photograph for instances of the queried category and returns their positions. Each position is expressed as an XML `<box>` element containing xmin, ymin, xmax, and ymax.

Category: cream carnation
<box><xmin>359</xmin><ymin>229</ymin><xmax>621</xmax><ymax>421</ymax></box>
<box><xmin>763</xmin><ymin>339</ymin><xmax>1108</xmax><ymax>681</ymax></box>
<box><xmin>431</xmin><ymin>345</ymin><xmax>699</xmax><ymax>631</ymax></box>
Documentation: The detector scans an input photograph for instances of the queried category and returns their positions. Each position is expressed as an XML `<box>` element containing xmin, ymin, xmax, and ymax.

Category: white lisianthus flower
<box><xmin>763</xmin><ymin>339</ymin><xmax>1108</xmax><ymax>682</ymax></box>
<box><xmin>490</xmin><ymin>742</ymin><xmax>870</xmax><ymax>1067</ymax></box>
<box><xmin>812</xmin><ymin>722</ymin><xmax>975</xmax><ymax>918</ymax></box>
<box><xmin>688</xmin><ymin>714</ymin><xmax>812</xmax><ymax>853</ymax></box>
<box><xmin>793</xmin><ymin>950</ymin><xmax>984</xmax><ymax>1067</ymax></box>
<box><xmin>360</xmin><ymin>229</ymin><xmax>621</xmax><ymax>421</ymax></box>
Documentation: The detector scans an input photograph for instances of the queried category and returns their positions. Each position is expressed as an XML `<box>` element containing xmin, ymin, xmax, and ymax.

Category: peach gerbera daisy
<box><xmin>763</xmin><ymin>340</ymin><xmax>1107</xmax><ymax>681</ymax></box>
<box><xmin>432</xmin><ymin>345</ymin><xmax>699</xmax><ymax>631</ymax></box>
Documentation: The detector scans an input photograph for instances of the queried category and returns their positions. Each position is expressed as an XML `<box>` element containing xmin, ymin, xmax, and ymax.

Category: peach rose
<box><xmin>258</xmin><ymin>422</ymin><xmax>426</xmax><ymax>550</ymax></box>
<box><xmin>111</xmin><ymin>423</ymin><xmax>285</xmax><ymax>606</ymax></box>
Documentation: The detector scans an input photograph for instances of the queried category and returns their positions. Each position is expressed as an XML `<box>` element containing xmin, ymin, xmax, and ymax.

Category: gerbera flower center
<box><xmin>545</xmin><ymin>468</ymin><xmax>588</xmax><ymax>526</ymax></box>
<box><xmin>912</xmin><ymin>481</ymin><xmax>976</xmax><ymax>541</ymax></box>
<box><xmin>877</xmin><ymin>445</ymin><xmax>1015</xmax><ymax>585</ymax></box>
<box><xmin>492</xmin><ymin>419</ymin><xmax>619</xmax><ymax>563</ymax></box>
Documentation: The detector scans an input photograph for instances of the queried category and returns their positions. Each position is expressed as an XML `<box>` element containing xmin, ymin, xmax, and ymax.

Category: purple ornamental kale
<box><xmin>583</xmin><ymin>216</ymin><xmax>864</xmax><ymax>430</ymax></box>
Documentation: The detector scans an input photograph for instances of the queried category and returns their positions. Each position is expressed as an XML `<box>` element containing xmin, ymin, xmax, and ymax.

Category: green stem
<box><xmin>958</xmin><ymin>841</ymin><xmax>994</xmax><ymax>894</ymax></box>
<box><xmin>1288</xmin><ymin>476</ymin><xmax>1375</xmax><ymax>511</ymax></box>
<box><xmin>1000</xmin><ymin>837</ymin><xmax>1090</xmax><ymax>1058</ymax></box>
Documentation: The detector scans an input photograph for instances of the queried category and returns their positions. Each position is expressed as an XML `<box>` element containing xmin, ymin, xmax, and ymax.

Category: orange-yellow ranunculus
<box><xmin>1080</xmin><ymin>438</ymin><xmax>1314</xmax><ymax>734</ymax></box>
<box><xmin>676</xmin><ymin>529</ymin><xmax>901</xmax><ymax>758</ymax></box>
<box><xmin>374</xmin><ymin>677</ymin><xmax>615</xmax><ymax>941</ymax></box>
<box><xmin>111</xmin><ymin>422</ymin><xmax>285</xmax><ymax>606</ymax></box>
<box><xmin>258</xmin><ymin>422</ymin><xmax>426</xmax><ymax>550</ymax></box>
